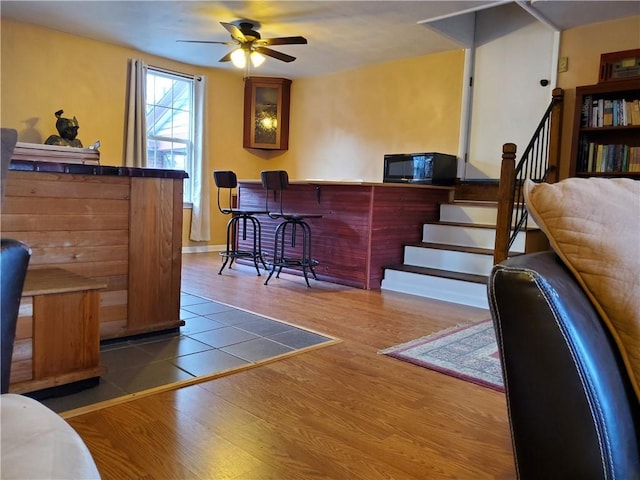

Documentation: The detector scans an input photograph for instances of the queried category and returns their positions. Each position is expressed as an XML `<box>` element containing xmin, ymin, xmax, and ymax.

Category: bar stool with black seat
<box><xmin>213</xmin><ymin>170</ymin><xmax>268</xmax><ymax>276</ymax></box>
<box><xmin>261</xmin><ymin>170</ymin><xmax>323</xmax><ymax>287</ymax></box>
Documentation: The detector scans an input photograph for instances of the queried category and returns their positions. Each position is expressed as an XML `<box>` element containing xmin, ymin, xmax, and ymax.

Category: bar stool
<box><xmin>213</xmin><ymin>170</ymin><xmax>267</xmax><ymax>276</ymax></box>
<box><xmin>261</xmin><ymin>170</ymin><xmax>323</xmax><ymax>287</ymax></box>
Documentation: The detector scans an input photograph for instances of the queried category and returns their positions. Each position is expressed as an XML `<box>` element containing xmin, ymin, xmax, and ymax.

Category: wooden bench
<box><xmin>9</xmin><ymin>267</ymin><xmax>107</xmax><ymax>394</ymax></box>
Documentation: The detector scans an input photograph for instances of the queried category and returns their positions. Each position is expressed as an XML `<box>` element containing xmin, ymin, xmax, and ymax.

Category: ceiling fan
<box><xmin>178</xmin><ymin>21</ymin><xmax>307</xmax><ymax>68</ymax></box>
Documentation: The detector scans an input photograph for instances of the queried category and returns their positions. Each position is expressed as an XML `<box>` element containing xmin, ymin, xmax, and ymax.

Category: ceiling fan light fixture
<box><xmin>230</xmin><ymin>48</ymin><xmax>246</xmax><ymax>68</ymax></box>
<box><xmin>250</xmin><ymin>51</ymin><xmax>266</xmax><ymax>68</ymax></box>
<box><xmin>181</xmin><ymin>21</ymin><xmax>306</xmax><ymax>69</ymax></box>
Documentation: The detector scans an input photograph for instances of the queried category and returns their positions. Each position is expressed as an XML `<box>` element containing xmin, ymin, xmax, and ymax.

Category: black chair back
<box><xmin>261</xmin><ymin>170</ymin><xmax>289</xmax><ymax>191</ymax></box>
<box><xmin>213</xmin><ymin>170</ymin><xmax>238</xmax><ymax>215</ymax></box>
<box><xmin>1</xmin><ymin>239</ymin><xmax>31</xmax><ymax>393</ymax></box>
<box><xmin>261</xmin><ymin>170</ymin><xmax>289</xmax><ymax>218</ymax></box>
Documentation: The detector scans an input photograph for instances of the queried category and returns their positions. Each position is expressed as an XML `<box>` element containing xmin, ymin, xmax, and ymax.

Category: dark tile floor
<box><xmin>40</xmin><ymin>292</ymin><xmax>333</xmax><ymax>413</ymax></box>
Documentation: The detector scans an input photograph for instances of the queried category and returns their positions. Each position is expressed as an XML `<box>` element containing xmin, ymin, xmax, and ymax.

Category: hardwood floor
<box><xmin>67</xmin><ymin>253</ymin><xmax>516</xmax><ymax>479</ymax></box>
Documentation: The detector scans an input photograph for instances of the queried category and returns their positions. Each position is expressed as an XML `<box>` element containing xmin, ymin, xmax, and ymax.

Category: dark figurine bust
<box><xmin>44</xmin><ymin>109</ymin><xmax>83</xmax><ymax>148</ymax></box>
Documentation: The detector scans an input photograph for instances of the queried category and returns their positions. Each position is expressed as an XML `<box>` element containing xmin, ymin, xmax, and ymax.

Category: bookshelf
<box><xmin>569</xmin><ymin>78</ymin><xmax>640</xmax><ymax>178</ymax></box>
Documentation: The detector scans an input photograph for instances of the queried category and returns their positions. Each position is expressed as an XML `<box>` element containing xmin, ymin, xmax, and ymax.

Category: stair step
<box><xmin>435</xmin><ymin>220</ymin><xmax>541</xmax><ymax>230</ymax></box>
<box><xmin>439</xmin><ymin>202</ymin><xmax>538</xmax><ymax>228</ymax></box>
<box><xmin>405</xmin><ymin>241</ymin><xmax>524</xmax><ymax>257</ymax></box>
<box><xmin>429</xmin><ymin>220</ymin><xmax>498</xmax><ymax>229</ymax></box>
<box><xmin>423</xmin><ymin>222</ymin><xmax>527</xmax><ymax>252</ymax></box>
<box><xmin>440</xmin><ymin>202</ymin><xmax>498</xmax><ymax>226</ymax></box>
<box><xmin>380</xmin><ymin>191</ymin><xmax>541</xmax><ymax>308</ymax></box>
<box><xmin>454</xmin><ymin>179</ymin><xmax>500</xmax><ymax>202</ymax></box>
<box><xmin>381</xmin><ymin>267</ymin><xmax>489</xmax><ymax>309</ymax></box>
<box><xmin>403</xmin><ymin>243</ymin><xmax>494</xmax><ymax>276</ymax></box>
<box><xmin>384</xmin><ymin>264</ymin><xmax>488</xmax><ymax>284</ymax></box>
<box><xmin>405</xmin><ymin>241</ymin><xmax>494</xmax><ymax>256</ymax></box>
<box><xmin>448</xmin><ymin>200</ymin><xmax>498</xmax><ymax>206</ymax></box>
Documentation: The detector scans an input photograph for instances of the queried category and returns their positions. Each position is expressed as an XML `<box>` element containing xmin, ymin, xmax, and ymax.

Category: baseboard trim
<box><xmin>182</xmin><ymin>245</ymin><xmax>224</xmax><ymax>254</ymax></box>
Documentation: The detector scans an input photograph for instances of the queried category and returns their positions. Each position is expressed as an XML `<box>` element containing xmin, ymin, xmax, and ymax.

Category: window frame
<box><xmin>145</xmin><ymin>67</ymin><xmax>196</xmax><ymax>204</ymax></box>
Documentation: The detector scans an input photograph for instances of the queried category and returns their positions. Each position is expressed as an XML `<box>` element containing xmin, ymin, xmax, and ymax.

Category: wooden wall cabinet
<box><xmin>243</xmin><ymin>77</ymin><xmax>291</xmax><ymax>150</ymax></box>
<box><xmin>569</xmin><ymin>79</ymin><xmax>640</xmax><ymax>178</ymax></box>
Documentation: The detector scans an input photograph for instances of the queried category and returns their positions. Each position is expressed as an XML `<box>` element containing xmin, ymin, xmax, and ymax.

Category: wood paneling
<box><xmin>238</xmin><ymin>181</ymin><xmax>452</xmax><ymax>289</ymax></box>
<box><xmin>5</xmin><ymin>267</ymin><xmax>104</xmax><ymax>393</ymax></box>
<box><xmin>8</xmin><ymin>267</ymin><xmax>105</xmax><ymax>393</ymax></box>
<box><xmin>128</xmin><ymin>178</ymin><xmax>183</xmax><ymax>331</ymax></box>
<box><xmin>3</xmin><ymin>171</ymin><xmax>130</xmax><ymax>334</ymax></box>
<box><xmin>3</xmin><ymin>170</ymin><xmax>183</xmax><ymax>341</ymax></box>
<box><xmin>4</xmin><ymin>170</ymin><xmax>130</xmax><ymax>199</ymax></box>
<box><xmin>32</xmin><ymin>290</ymin><xmax>100</xmax><ymax>377</ymax></box>
<box><xmin>13</xmin><ymin>306</ymin><xmax>34</xmax><ymax>384</ymax></box>
<box><xmin>369</xmin><ymin>186</ymin><xmax>445</xmax><ymax>287</ymax></box>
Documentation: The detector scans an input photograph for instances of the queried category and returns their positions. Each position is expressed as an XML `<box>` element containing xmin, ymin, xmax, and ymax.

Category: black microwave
<box><xmin>383</xmin><ymin>152</ymin><xmax>457</xmax><ymax>186</ymax></box>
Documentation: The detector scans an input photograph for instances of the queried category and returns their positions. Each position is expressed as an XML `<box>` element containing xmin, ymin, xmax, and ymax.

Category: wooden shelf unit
<box><xmin>10</xmin><ymin>268</ymin><xmax>106</xmax><ymax>394</ymax></box>
<box><xmin>569</xmin><ymin>78</ymin><xmax>640</xmax><ymax>178</ymax></box>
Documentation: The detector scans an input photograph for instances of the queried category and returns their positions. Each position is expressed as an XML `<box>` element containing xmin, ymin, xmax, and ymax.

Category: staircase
<box><xmin>381</xmin><ymin>88</ymin><xmax>564</xmax><ymax>309</ymax></box>
<box><xmin>380</xmin><ymin>196</ymin><xmax>545</xmax><ymax>309</ymax></box>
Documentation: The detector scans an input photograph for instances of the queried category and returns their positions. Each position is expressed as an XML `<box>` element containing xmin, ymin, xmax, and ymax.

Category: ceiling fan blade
<box><xmin>219</xmin><ymin>52</ymin><xmax>233</xmax><ymax>62</ymax></box>
<box><xmin>258</xmin><ymin>36</ymin><xmax>307</xmax><ymax>46</ymax></box>
<box><xmin>177</xmin><ymin>40</ymin><xmax>235</xmax><ymax>46</ymax></box>
<box><xmin>220</xmin><ymin>22</ymin><xmax>247</xmax><ymax>43</ymax></box>
<box><xmin>254</xmin><ymin>47</ymin><xmax>296</xmax><ymax>63</ymax></box>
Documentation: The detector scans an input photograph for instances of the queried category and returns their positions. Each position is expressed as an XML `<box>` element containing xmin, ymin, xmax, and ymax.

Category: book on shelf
<box><xmin>581</xmin><ymin>96</ymin><xmax>640</xmax><ymax>127</ymax></box>
<box><xmin>632</xmin><ymin>99</ymin><xmax>640</xmax><ymax>125</ymax></box>
<box><xmin>581</xmin><ymin>95</ymin><xmax>592</xmax><ymax>127</ymax></box>
<box><xmin>580</xmin><ymin>142</ymin><xmax>639</xmax><ymax>173</ymax></box>
<box><xmin>603</xmin><ymin>99</ymin><xmax>613</xmax><ymax>126</ymax></box>
<box><xmin>631</xmin><ymin>146</ymin><xmax>640</xmax><ymax>173</ymax></box>
<box><xmin>596</xmin><ymin>144</ymin><xmax>604</xmax><ymax>172</ymax></box>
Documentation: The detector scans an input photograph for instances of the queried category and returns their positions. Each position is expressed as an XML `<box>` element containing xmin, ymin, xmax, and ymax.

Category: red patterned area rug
<box><xmin>379</xmin><ymin>320</ymin><xmax>504</xmax><ymax>392</ymax></box>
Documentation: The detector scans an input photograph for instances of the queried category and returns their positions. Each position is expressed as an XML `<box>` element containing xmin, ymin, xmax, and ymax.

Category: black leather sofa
<box><xmin>488</xmin><ymin>251</ymin><xmax>639</xmax><ymax>479</ymax></box>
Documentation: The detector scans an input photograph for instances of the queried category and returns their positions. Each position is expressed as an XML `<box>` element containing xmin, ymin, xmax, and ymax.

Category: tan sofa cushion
<box><xmin>524</xmin><ymin>177</ymin><xmax>640</xmax><ymax>399</ymax></box>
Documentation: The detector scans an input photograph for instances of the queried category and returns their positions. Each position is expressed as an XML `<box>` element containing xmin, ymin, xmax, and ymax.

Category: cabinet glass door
<box><xmin>253</xmin><ymin>85</ymin><xmax>280</xmax><ymax>146</ymax></box>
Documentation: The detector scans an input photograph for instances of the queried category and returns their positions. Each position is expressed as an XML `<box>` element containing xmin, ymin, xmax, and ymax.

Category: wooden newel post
<box><xmin>547</xmin><ymin>87</ymin><xmax>564</xmax><ymax>183</ymax></box>
<box><xmin>494</xmin><ymin>143</ymin><xmax>517</xmax><ymax>264</ymax></box>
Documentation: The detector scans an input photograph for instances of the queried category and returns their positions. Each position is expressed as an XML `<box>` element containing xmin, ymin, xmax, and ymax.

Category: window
<box><xmin>146</xmin><ymin>68</ymin><xmax>194</xmax><ymax>203</ymax></box>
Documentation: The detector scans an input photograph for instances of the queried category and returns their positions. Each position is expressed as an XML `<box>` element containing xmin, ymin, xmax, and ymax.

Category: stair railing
<box><xmin>494</xmin><ymin>88</ymin><xmax>564</xmax><ymax>264</ymax></box>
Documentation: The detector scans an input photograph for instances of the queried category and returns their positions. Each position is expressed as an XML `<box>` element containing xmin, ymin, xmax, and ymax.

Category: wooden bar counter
<box><xmin>238</xmin><ymin>180</ymin><xmax>454</xmax><ymax>289</ymax></box>
<box><xmin>3</xmin><ymin>159</ymin><xmax>186</xmax><ymax>350</ymax></box>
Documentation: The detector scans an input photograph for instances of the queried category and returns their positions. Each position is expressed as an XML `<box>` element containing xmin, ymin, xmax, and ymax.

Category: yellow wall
<box><xmin>4</xmin><ymin>15</ymin><xmax>636</xmax><ymax>245</ymax></box>
<box><xmin>556</xmin><ymin>15</ymin><xmax>640</xmax><ymax>179</ymax></box>
<box><xmin>286</xmin><ymin>51</ymin><xmax>464</xmax><ymax>181</ymax></box>
<box><xmin>1</xmin><ymin>18</ymin><xmax>465</xmax><ymax>248</ymax></box>
<box><xmin>0</xmin><ymin>19</ymin><xmax>245</xmax><ymax>247</ymax></box>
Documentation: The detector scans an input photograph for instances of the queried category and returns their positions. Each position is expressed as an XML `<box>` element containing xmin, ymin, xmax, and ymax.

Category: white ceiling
<box><xmin>1</xmin><ymin>1</ymin><xmax>638</xmax><ymax>78</ymax></box>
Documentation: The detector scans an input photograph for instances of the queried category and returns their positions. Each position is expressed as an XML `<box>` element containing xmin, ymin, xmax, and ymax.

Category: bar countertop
<box><xmin>9</xmin><ymin>159</ymin><xmax>187</xmax><ymax>178</ymax></box>
<box><xmin>238</xmin><ymin>178</ymin><xmax>455</xmax><ymax>190</ymax></box>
